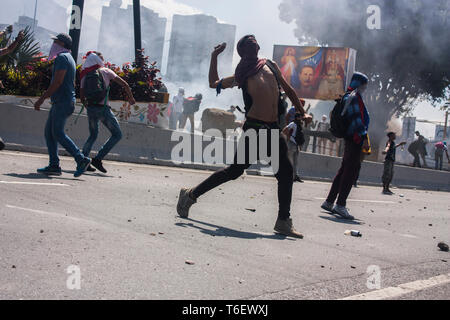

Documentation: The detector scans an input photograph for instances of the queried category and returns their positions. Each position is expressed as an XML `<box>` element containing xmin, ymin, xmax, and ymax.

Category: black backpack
<box><xmin>294</xmin><ymin>122</ymin><xmax>305</xmax><ymax>146</ymax></box>
<box><xmin>183</xmin><ymin>97</ymin><xmax>201</xmax><ymax>114</ymax></box>
<box><xmin>84</xmin><ymin>70</ymin><xmax>107</xmax><ymax>106</ymax></box>
<box><xmin>329</xmin><ymin>96</ymin><xmax>349</xmax><ymax>138</ymax></box>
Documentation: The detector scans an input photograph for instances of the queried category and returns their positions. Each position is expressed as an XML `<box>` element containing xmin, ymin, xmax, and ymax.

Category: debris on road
<box><xmin>438</xmin><ymin>242</ymin><xmax>449</xmax><ymax>252</ymax></box>
<box><xmin>40</xmin><ymin>230</ymin><xmax>44</xmax><ymax>233</ymax></box>
<box><xmin>158</xmin><ymin>232</ymin><xmax>164</xmax><ymax>235</ymax></box>
<box><xmin>150</xmin><ymin>233</ymin><xmax>156</xmax><ymax>236</ymax></box>
<box><xmin>185</xmin><ymin>260</ymin><xmax>195</xmax><ymax>265</ymax></box>
<box><xmin>399</xmin><ymin>194</ymin><xmax>405</xmax><ymax>198</ymax></box>
<box><xmin>245</xmin><ymin>208</ymin><xmax>256</xmax><ymax>213</ymax></box>
<box><xmin>344</xmin><ymin>230</ymin><xmax>362</xmax><ymax>237</ymax></box>
<box><xmin>351</xmin><ymin>266</ymin><xmax>356</xmax><ymax>269</ymax></box>
<box><xmin>12</xmin><ymin>265</ymin><xmax>16</xmax><ymax>269</ymax></box>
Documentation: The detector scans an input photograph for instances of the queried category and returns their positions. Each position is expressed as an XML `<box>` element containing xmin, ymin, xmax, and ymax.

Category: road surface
<box><xmin>0</xmin><ymin>150</ymin><xmax>449</xmax><ymax>300</ymax></box>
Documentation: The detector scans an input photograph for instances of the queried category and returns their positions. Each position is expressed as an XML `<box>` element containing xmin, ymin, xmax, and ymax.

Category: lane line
<box><xmin>0</xmin><ymin>181</ymin><xmax>69</xmax><ymax>187</ymax></box>
<box><xmin>314</xmin><ymin>197</ymin><xmax>396</xmax><ymax>204</ymax></box>
<box><xmin>5</xmin><ymin>205</ymin><xmax>84</xmax><ymax>222</ymax></box>
<box><xmin>341</xmin><ymin>273</ymin><xmax>450</xmax><ymax>300</ymax></box>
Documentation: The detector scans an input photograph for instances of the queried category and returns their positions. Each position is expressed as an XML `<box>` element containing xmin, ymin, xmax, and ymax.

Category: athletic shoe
<box><xmin>91</xmin><ymin>158</ymin><xmax>107</xmax><ymax>173</ymax></box>
<box><xmin>321</xmin><ymin>201</ymin><xmax>334</xmax><ymax>213</ymax></box>
<box><xmin>294</xmin><ymin>176</ymin><xmax>304</xmax><ymax>183</ymax></box>
<box><xmin>332</xmin><ymin>205</ymin><xmax>355</xmax><ymax>220</ymax></box>
<box><xmin>383</xmin><ymin>189</ymin><xmax>394</xmax><ymax>195</ymax></box>
<box><xmin>74</xmin><ymin>157</ymin><xmax>91</xmax><ymax>178</ymax></box>
<box><xmin>86</xmin><ymin>165</ymin><xmax>96</xmax><ymax>172</ymax></box>
<box><xmin>177</xmin><ymin>188</ymin><xmax>196</xmax><ymax>218</ymax></box>
<box><xmin>37</xmin><ymin>165</ymin><xmax>62</xmax><ymax>176</ymax></box>
<box><xmin>274</xmin><ymin>218</ymin><xmax>304</xmax><ymax>239</ymax></box>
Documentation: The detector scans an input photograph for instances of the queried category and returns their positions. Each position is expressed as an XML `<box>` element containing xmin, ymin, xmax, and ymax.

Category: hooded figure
<box><xmin>234</xmin><ymin>35</ymin><xmax>267</xmax><ymax>88</ymax></box>
<box><xmin>342</xmin><ymin>72</ymin><xmax>370</xmax><ymax>145</ymax></box>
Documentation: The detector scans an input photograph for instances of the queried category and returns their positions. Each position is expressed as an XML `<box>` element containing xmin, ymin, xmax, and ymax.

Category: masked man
<box><xmin>34</xmin><ymin>34</ymin><xmax>91</xmax><ymax>177</ymax></box>
<box><xmin>176</xmin><ymin>35</ymin><xmax>312</xmax><ymax>238</ymax></box>
<box><xmin>321</xmin><ymin>72</ymin><xmax>371</xmax><ymax>220</ymax></box>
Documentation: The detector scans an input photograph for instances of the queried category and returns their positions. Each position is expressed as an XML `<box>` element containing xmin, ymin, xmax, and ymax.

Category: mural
<box><xmin>273</xmin><ymin>46</ymin><xmax>357</xmax><ymax>100</ymax></box>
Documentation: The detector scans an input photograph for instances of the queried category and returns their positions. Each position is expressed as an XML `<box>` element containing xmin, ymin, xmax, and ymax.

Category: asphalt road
<box><xmin>0</xmin><ymin>150</ymin><xmax>449</xmax><ymax>300</ymax></box>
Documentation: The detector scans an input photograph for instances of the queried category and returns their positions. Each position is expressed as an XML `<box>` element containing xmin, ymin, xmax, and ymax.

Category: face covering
<box><xmin>48</xmin><ymin>42</ymin><xmax>71</xmax><ymax>60</ymax></box>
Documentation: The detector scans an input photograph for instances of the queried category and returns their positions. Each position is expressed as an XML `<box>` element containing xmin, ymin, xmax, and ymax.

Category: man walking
<box><xmin>179</xmin><ymin>93</ymin><xmax>202</xmax><ymax>133</ymax></box>
<box><xmin>177</xmin><ymin>36</ymin><xmax>311</xmax><ymax>238</ymax></box>
<box><xmin>34</xmin><ymin>34</ymin><xmax>91</xmax><ymax>177</ymax></box>
<box><xmin>434</xmin><ymin>141</ymin><xmax>449</xmax><ymax>171</ymax></box>
<box><xmin>170</xmin><ymin>88</ymin><xmax>184</xmax><ymax>130</ymax></box>
<box><xmin>321</xmin><ymin>72</ymin><xmax>371</xmax><ymax>220</ymax></box>
<box><xmin>382</xmin><ymin>132</ymin><xmax>406</xmax><ymax>195</ymax></box>
<box><xmin>80</xmin><ymin>51</ymin><xmax>136</xmax><ymax>174</ymax></box>
<box><xmin>317</xmin><ymin>115</ymin><xmax>330</xmax><ymax>155</ymax></box>
<box><xmin>283</xmin><ymin>113</ymin><xmax>305</xmax><ymax>183</ymax></box>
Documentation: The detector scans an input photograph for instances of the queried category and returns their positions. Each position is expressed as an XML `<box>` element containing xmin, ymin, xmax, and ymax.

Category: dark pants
<box><xmin>382</xmin><ymin>160</ymin><xmax>395</xmax><ymax>187</ymax></box>
<box><xmin>192</xmin><ymin>120</ymin><xmax>294</xmax><ymax>220</ymax></box>
<box><xmin>411</xmin><ymin>151</ymin><xmax>421</xmax><ymax>167</ymax></box>
<box><xmin>435</xmin><ymin>150</ymin><xmax>444</xmax><ymax>170</ymax></box>
<box><xmin>326</xmin><ymin>140</ymin><xmax>362</xmax><ymax>207</ymax></box>
<box><xmin>82</xmin><ymin>106</ymin><xmax>123</xmax><ymax>161</ymax></box>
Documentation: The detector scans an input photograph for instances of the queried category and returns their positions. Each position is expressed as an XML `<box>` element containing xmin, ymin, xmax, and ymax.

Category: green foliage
<box><xmin>0</xmin><ymin>26</ymin><xmax>41</xmax><ymax>69</ymax></box>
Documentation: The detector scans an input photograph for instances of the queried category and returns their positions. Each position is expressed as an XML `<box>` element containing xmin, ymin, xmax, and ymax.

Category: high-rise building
<box><xmin>98</xmin><ymin>0</ymin><xmax>166</xmax><ymax>68</ymax></box>
<box><xmin>166</xmin><ymin>14</ymin><xmax>236</xmax><ymax>83</ymax></box>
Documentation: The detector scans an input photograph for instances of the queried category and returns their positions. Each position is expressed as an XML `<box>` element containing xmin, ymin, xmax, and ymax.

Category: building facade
<box><xmin>98</xmin><ymin>0</ymin><xmax>166</xmax><ymax>68</ymax></box>
<box><xmin>166</xmin><ymin>14</ymin><xmax>236</xmax><ymax>83</ymax></box>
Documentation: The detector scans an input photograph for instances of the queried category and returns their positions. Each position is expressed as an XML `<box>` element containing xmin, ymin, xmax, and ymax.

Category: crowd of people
<box><xmin>1</xmin><ymin>31</ymin><xmax>448</xmax><ymax>239</ymax></box>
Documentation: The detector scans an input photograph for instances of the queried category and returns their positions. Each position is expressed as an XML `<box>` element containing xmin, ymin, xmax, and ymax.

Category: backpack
<box><xmin>242</xmin><ymin>60</ymin><xmax>285</xmax><ymax>125</ymax></box>
<box><xmin>183</xmin><ymin>97</ymin><xmax>200</xmax><ymax>114</ymax></box>
<box><xmin>294</xmin><ymin>122</ymin><xmax>305</xmax><ymax>146</ymax></box>
<box><xmin>329</xmin><ymin>96</ymin><xmax>349</xmax><ymax>138</ymax></box>
<box><xmin>84</xmin><ymin>69</ymin><xmax>107</xmax><ymax>106</ymax></box>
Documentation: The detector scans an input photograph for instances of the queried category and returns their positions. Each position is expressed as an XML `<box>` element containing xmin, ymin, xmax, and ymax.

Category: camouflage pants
<box><xmin>382</xmin><ymin>160</ymin><xmax>395</xmax><ymax>186</ymax></box>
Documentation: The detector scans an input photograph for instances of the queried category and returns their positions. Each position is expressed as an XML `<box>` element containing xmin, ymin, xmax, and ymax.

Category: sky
<box><xmin>1</xmin><ymin>0</ymin><xmax>448</xmax><ymax>138</ymax></box>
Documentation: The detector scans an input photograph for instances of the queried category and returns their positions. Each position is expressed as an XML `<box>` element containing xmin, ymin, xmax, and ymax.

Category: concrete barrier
<box><xmin>1</xmin><ymin>102</ymin><xmax>449</xmax><ymax>192</ymax></box>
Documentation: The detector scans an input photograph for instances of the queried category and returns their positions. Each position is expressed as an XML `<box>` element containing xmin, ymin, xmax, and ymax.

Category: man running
<box><xmin>80</xmin><ymin>51</ymin><xmax>135</xmax><ymax>174</ymax></box>
<box><xmin>34</xmin><ymin>33</ymin><xmax>91</xmax><ymax>177</ymax></box>
<box><xmin>177</xmin><ymin>35</ymin><xmax>311</xmax><ymax>238</ymax></box>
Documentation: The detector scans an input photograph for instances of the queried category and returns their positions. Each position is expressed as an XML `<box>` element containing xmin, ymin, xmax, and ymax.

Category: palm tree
<box><xmin>0</xmin><ymin>26</ymin><xmax>41</xmax><ymax>70</ymax></box>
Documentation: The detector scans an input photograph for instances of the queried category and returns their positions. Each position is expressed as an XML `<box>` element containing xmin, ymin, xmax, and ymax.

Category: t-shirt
<box><xmin>81</xmin><ymin>67</ymin><xmax>118</xmax><ymax>105</ymax></box>
<box><xmin>385</xmin><ymin>140</ymin><xmax>396</xmax><ymax>162</ymax></box>
<box><xmin>317</xmin><ymin>121</ymin><xmax>330</xmax><ymax>132</ymax></box>
<box><xmin>51</xmin><ymin>52</ymin><xmax>76</xmax><ymax>104</ymax></box>
<box><xmin>173</xmin><ymin>94</ymin><xmax>184</xmax><ymax>113</ymax></box>
<box><xmin>286</xmin><ymin>121</ymin><xmax>299</xmax><ymax>145</ymax></box>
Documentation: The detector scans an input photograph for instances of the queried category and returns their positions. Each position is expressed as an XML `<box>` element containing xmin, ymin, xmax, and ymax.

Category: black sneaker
<box><xmin>37</xmin><ymin>165</ymin><xmax>62</xmax><ymax>176</ymax></box>
<box><xmin>86</xmin><ymin>165</ymin><xmax>96</xmax><ymax>172</ymax></box>
<box><xmin>74</xmin><ymin>157</ymin><xmax>92</xmax><ymax>178</ymax></box>
<box><xmin>294</xmin><ymin>176</ymin><xmax>304</xmax><ymax>183</ymax></box>
<box><xmin>91</xmin><ymin>158</ymin><xmax>107</xmax><ymax>173</ymax></box>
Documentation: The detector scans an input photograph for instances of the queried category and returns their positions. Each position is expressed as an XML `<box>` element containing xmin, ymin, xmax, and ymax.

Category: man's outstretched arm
<box><xmin>209</xmin><ymin>43</ymin><xmax>235</xmax><ymax>89</ymax></box>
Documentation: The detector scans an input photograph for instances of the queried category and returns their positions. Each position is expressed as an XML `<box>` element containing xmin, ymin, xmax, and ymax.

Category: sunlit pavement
<box><xmin>0</xmin><ymin>150</ymin><xmax>449</xmax><ymax>300</ymax></box>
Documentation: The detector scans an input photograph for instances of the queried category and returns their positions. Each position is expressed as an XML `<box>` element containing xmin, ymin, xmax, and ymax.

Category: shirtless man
<box><xmin>176</xmin><ymin>35</ymin><xmax>311</xmax><ymax>238</ymax></box>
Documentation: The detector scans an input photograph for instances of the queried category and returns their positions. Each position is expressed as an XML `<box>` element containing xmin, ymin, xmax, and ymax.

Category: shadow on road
<box><xmin>175</xmin><ymin>218</ymin><xmax>296</xmax><ymax>241</ymax></box>
<box><xmin>4</xmin><ymin>172</ymin><xmax>81</xmax><ymax>181</ymax></box>
<box><xmin>319</xmin><ymin>214</ymin><xmax>364</xmax><ymax>225</ymax></box>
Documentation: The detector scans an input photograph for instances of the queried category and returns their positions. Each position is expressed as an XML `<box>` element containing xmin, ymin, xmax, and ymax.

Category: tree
<box><xmin>279</xmin><ymin>0</ymin><xmax>450</xmax><ymax>158</ymax></box>
<box><xmin>0</xmin><ymin>26</ymin><xmax>41</xmax><ymax>69</ymax></box>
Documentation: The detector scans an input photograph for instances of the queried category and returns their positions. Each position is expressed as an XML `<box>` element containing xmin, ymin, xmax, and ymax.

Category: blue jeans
<box><xmin>82</xmin><ymin>106</ymin><xmax>122</xmax><ymax>160</ymax></box>
<box><xmin>45</xmin><ymin>102</ymin><xmax>85</xmax><ymax>167</ymax></box>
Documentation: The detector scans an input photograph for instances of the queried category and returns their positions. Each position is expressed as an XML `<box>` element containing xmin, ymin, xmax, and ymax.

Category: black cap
<box><xmin>51</xmin><ymin>33</ymin><xmax>72</xmax><ymax>49</ymax></box>
<box><xmin>387</xmin><ymin>132</ymin><xmax>395</xmax><ymax>137</ymax></box>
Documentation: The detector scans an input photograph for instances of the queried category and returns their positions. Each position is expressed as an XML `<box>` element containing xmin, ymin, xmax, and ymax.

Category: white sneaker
<box><xmin>332</xmin><ymin>205</ymin><xmax>355</xmax><ymax>220</ymax></box>
<box><xmin>321</xmin><ymin>201</ymin><xmax>334</xmax><ymax>213</ymax></box>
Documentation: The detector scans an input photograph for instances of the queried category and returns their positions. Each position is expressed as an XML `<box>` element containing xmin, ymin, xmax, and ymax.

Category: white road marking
<box><xmin>315</xmin><ymin>197</ymin><xmax>396</xmax><ymax>204</ymax></box>
<box><xmin>0</xmin><ymin>181</ymin><xmax>69</xmax><ymax>187</ymax></box>
<box><xmin>5</xmin><ymin>205</ymin><xmax>83</xmax><ymax>222</ymax></box>
<box><xmin>341</xmin><ymin>273</ymin><xmax>450</xmax><ymax>300</ymax></box>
